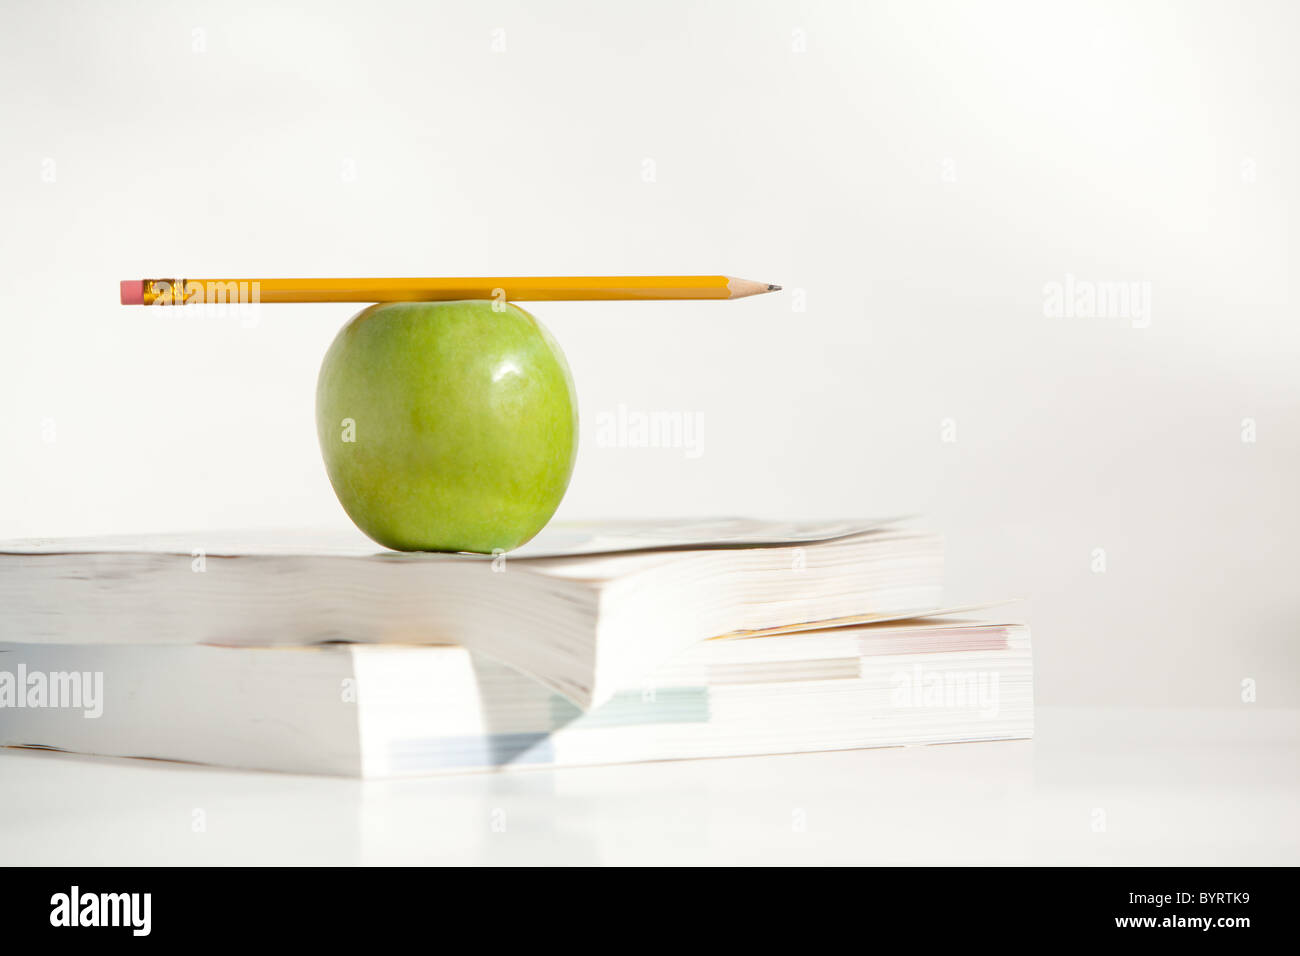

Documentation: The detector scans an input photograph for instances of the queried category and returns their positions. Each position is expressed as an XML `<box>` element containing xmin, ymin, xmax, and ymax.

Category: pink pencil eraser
<box><xmin>120</xmin><ymin>279</ymin><xmax>144</xmax><ymax>305</ymax></box>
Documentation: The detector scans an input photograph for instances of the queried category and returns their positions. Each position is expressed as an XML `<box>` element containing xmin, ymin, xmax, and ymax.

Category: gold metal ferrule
<box><xmin>141</xmin><ymin>279</ymin><xmax>190</xmax><ymax>306</ymax></box>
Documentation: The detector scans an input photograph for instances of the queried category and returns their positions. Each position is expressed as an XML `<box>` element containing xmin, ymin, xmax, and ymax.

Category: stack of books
<box><xmin>0</xmin><ymin>519</ymin><xmax>1032</xmax><ymax>776</ymax></box>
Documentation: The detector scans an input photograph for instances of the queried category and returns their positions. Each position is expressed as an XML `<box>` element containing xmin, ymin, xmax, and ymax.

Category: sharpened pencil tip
<box><xmin>727</xmin><ymin>277</ymin><xmax>783</xmax><ymax>298</ymax></box>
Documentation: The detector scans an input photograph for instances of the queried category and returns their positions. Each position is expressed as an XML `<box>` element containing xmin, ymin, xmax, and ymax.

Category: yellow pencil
<box><xmin>119</xmin><ymin>275</ymin><xmax>781</xmax><ymax>306</ymax></box>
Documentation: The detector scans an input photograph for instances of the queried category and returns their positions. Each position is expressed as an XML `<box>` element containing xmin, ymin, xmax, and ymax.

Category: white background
<box><xmin>1</xmin><ymin>0</ymin><xmax>1296</xmax><ymax>713</ymax></box>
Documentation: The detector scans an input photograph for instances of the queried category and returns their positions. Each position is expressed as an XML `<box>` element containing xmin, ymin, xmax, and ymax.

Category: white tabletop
<box><xmin>2</xmin><ymin>706</ymin><xmax>1295</xmax><ymax>866</ymax></box>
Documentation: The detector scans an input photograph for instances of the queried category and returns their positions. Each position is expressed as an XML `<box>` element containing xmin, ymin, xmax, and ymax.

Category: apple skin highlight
<box><xmin>315</xmin><ymin>300</ymin><xmax>578</xmax><ymax>553</ymax></box>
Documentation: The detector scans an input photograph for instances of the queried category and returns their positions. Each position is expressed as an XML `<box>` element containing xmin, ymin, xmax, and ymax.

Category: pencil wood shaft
<box><xmin>126</xmin><ymin>276</ymin><xmax>781</xmax><ymax>305</ymax></box>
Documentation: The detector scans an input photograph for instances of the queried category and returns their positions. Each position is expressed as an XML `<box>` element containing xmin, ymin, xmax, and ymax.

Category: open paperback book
<box><xmin>0</xmin><ymin>519</ymin><xmax>943</xmax><ymax>709</ymax></box>
<box><xmin>0</xmin><ymin>612</ymin><xmax>1032</xmax><ymax>777</ymax></box>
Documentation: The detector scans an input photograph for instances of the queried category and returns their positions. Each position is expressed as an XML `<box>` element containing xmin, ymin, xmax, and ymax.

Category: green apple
<box><xmin>315</xmin><ymin>300</ymin><xmax>578</xmax><ymax>552</ymax></box>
